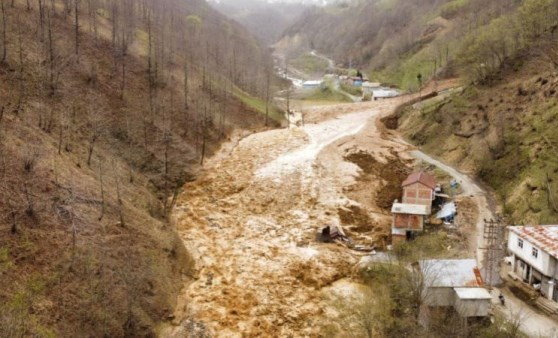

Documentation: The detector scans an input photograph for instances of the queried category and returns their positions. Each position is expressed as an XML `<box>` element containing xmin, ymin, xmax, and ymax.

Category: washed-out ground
<box><xmin>163</xmin><ymin>96</ymin><xmax>416</xmax><ymax>336</ymax></box>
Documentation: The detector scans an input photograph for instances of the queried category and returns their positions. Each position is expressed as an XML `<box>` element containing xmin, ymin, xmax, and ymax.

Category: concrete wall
<box><xmin>454</xmin><ymin>298</ymin><xmax>490</xmax><ymax>317</ymax></box>
<box><xmin>424</xmin><ymin>287</ymin><xmax>454</xmax><ymax>307</ymax></box>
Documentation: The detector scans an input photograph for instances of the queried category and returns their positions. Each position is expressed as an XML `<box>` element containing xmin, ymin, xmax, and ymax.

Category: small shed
<box><xmin>453</xmin><ymin>288</ymin><xmax>492</xmax><ymax>317</ymax></box>
<box><xmin>419</xmin><ymin>259</ymin><xmax>491</xmax><ymax>318</ymax></box>
<box><xmin>402</xmin><ymin>172</ymin><xmax>436</xmax><ymax>209</ymax></box>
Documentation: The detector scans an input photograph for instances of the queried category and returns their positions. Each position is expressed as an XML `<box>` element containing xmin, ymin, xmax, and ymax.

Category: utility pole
<box><xmin>481</xmin><ymin>218</ymin><xmax>505</xmax><ymax>287</ymax></box>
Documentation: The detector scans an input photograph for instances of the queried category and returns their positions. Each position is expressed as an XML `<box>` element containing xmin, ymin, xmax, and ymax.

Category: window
<box><xmin>518</xmin><ymin>238</ymin><xmax>523</xmax><ymax>248</ymax></box>
<box><xmin>532</xmin><ymin>247</ymin><xmax>539</xmax><ymax>258</ymax></box>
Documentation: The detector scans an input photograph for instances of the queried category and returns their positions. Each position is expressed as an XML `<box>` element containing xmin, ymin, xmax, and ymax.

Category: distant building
<box><xmin>507</xmin><ymin>225</ymin><xmax>558</xmax><ymax>302</ymax></box>
<box><xmin>372</xmin><ymin>88</ymin><xmax>400</xmax><ymax>100</ymax></box>
<box><xmin>361</xmin><ymin>82</ymin><xmax>381</xmax><ymax>95</ymax></box>
<box><xmin>302</xmin><ymin>80</ymin><xmax>324</xmax><ymax>89</ymax></box>
<box><xmin>401</xmin><ymin>172</ymin><xmax>437</xmax><ymax>209</ymax></box>
<box><xmin>419</xmin><ymin>259</ymin><xmax>491</xmax><ymax>319</ymax></box>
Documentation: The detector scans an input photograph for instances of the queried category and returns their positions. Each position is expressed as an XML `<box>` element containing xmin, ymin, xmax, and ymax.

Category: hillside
<box><xmin>279</xmin><ymin>0</ymin><xmax>520</xmax><ymax>89</ymax></box>
<box><xmin>208</xmin><ymin>0</ymin><xmax>310</xmax><ymax>45</ymax></box>
<box><xmin>280</xmin><ymin>0</ymin><xmax>558</xmax><ymax>221</ymax></box>
<box><xmin>396</xmin><ymin>57</ymin><xmax>558</xmax><ymax>225</ymax></box>
<box><xmin>0</xmin><ymin>0</ymin><xmax>278</xmax><ymax>336</ymax></box>
<box><xmin>384</xmin><ymin>0</ymin><xmax>558</xmax><ymax>224</ymax></box>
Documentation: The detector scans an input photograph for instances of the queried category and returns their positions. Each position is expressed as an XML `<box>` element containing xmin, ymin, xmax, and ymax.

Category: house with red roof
<box><xmin>401</xmin><ymin>172</ymin><xmax>437</xmax><ymax>211</ymax></box>
<box><xmin>391</xmin><ymin>172</ymin><xmax>437</xmax><ymax>243</ymax></box>
<box><xmin>507</xmin><ymin>225</ymin><xmax>558</xmax><ymax>302</ymax></box>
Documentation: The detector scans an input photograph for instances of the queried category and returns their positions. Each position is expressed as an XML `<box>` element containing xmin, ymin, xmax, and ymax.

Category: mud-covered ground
<box><xmin>162</xmin><ymin>81</ymin><xmax>473</xmax><ymax>337</ymax></box>
<box><xmin>162</xmin><ymin>97</ymin><xmax>416</xmax><ymax>336</ymax></box>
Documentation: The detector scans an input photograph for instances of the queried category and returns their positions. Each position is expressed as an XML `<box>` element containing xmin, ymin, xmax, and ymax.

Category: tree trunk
<box><xmin>47</xmin><ymin>12</ymin><xmax>56</xmax><ymax>96</ymax></box>
<box><xmin>74</xmin><ymin>0</ymin><xmax>79</xmax><ymax>60</ymax></box>
<box><xmin>1</xmin><ymin>0</ymin><xmax>7</xmax><ymax>64</ymax></box>
<box><xmin>98</xmin><ymin>160</ymin><xmax>105</xmax><ymax>221</ymax></box>
<box><xmin>120</xmin><ymin>58</ymin><xmax>125</xmax><ymax>99</ymax></box>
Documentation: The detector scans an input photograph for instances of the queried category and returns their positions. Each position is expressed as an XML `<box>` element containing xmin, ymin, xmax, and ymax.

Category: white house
<box><xmin>419</xmin><ymin>259</ymin><xmax>491</xmax><ymax>318</ymax></box>
<box><xmin>507</xmin><ymin>225</ymin><xmax>558</xmax><ymax>302</ymax></box>
<box><xmin>302</xmin><ymin>80</ymin><xmax>324</xmax><ymax>89</ymax></box>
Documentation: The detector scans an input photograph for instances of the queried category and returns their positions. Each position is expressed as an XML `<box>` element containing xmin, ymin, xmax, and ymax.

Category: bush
<box><xmin>440</xmin><ymin>0</ymin><xmax>469</xmax><ymax>19</ymax></box>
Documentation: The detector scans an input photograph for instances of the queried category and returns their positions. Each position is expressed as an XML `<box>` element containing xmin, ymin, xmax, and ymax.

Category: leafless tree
<box><xmin>1</xmin><ymin>0</ymin><xmax>7</xmax><ymax>64</ymax></box>
<box><xmin>86</xmin><ymin>106</ymin><xmax>103</xmax><ymax>167</ymax></box>
<box><xmin>73</xmin><ymin>0</ymin><xmax>79</xmax><ymax>60</ymax></box>
<box><xmin>112</xmin><ymin>160</ymin><xmax>124</xmax><ymax>227</ymax></box>
<box><xmin>14</xmin><ymin>13</ymin><xmax>24</xmax><ymax>114</ymax></box>
<box><xmin>98</xmin><ymin>158</ymin><xmax>105</xmax><ymax>221</ymax></box>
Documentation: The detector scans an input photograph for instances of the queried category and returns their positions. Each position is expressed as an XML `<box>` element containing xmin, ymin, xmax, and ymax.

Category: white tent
<box><xmin>436</xmin><ymin>202</ymin><xmax>456</xmax><ymax>219</ymax></box>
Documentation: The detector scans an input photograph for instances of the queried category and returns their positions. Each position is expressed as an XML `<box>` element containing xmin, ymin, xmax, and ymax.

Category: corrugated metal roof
<box><xmin>419</xmin><ymin>259</ymin><xmax>484</xmax><ymax>288</ymax></box>
<box><xmin>391</xmin><ymin>203</ymin><xmax>430</xmax><ymax>215</ymax></box>
<box><xmin>509</xmin><ymin>225</ymin><xmax>558</xmax><ymax>259</ymax></box>
<box><xmin>402</xmin><ymin>172</ymin><xmax>437</xmax><ymax>189</ymax></box>
<box><xmin>454</xmin><ymin>287</ymin><xmax>492</xmax><ymax>300</ymax></box>
<box><xmin>436</xmin><ymin>202</ymin><xmax>457</xmax><ymax>219</ymax></box>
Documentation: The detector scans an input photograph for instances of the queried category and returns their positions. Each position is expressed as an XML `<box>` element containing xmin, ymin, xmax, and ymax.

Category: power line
<box><xmin>481</xmin><ymin>218</ymin><xmax>505</xmax><ymax>287</ymax></box>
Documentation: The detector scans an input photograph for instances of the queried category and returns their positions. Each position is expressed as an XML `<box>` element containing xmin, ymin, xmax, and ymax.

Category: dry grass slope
<box><xmin>0</xmin><ymin>0</ymin><xmax>275</xmax><ymax>336</ymax></box>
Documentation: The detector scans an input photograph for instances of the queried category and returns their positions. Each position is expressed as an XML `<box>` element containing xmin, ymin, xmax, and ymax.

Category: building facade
<box><xmin>401</xmin><ymin>172</ymin><xmax>436</xmax><ymax>210</ymax></box>
<box><xmin>419</xmin><ymin>259</ymin><xmax>491</xmax><ymax>318</ymax></box>
<box><xmin>507</xmin><ymin>225</ymin><xmax>558</xmax><ymax>302</ymax></box>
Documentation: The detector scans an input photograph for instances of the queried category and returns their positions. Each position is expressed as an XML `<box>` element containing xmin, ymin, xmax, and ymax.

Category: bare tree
<box><xmin>98</xmin><ymin>158</ymin><xmax>105</xmax><ymax>221</ymax></box>
<box><xmin>86</xmin><ymin>106</ymin><xmax>103</xmax><ymax>167</ymax></box>
<box><xmin>74</xmin><ymin>0</ymin><xmax>79</xmax><ymax>60</ymax></box>
<box><xmin>112</xmin><ymin>160</ymin><xmax>124</xmax><ymax>227</ymax></box>
<box><xmin>14</xmin><ymin>13</ymin><xmax>25</xmax><ymax>114</ymax></box>
<box><xmin>325</xmin><ymin>284</ymin><xmax>392</xmax><ymax>338</ymax></box>
<box><xmin>264</xmin><ymin>57</ymin><xmax>272</xmax><ymax>127</ymax></box>
<box><xmin>1</xmin><ymin>0</ymin><xmax>7</xmax><ymax>64</ymax></box>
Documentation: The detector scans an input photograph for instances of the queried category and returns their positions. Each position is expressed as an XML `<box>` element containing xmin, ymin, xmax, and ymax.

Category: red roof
<box><xmin>402</xmin><ymin>172</ymin><xmax>436</xmax><ymax>189</ymax></box>
<box><xmin>509</xmin><ymin>225</ymin><xmax>558</xmax><ymax>259</ymax></box>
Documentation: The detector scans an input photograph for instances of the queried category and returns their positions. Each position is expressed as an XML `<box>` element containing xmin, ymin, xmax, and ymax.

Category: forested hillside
<box><xmin>208</xmin><ymin>0</ymin><xmax>310</xmax><ymax>45</ymax></box>
<box><xmin>0</xmin><ymin>0</ymin><xmax>276</xmax><ymax>336</ymax></box>
<box><xmin>280</xmin><ymin>0</ymin><xmax>558</xmax><ymax>222</ymax></box>
<box><xmin>280</xmin><ymin>0</ymin><xmax>540</xmax><ymax>89</ymax></box>
<box><xmin>380</xmin><ymin>0</ymin><xmax>558</xmax><ymax>224</ymax></box>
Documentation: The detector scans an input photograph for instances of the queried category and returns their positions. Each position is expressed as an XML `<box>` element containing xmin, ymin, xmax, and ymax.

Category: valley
<box><xmin>161</xmin><ymin>81</ymin><xmax>522</xmax><ymax>336</ymax></box>
<box><xmin>2</xmin><ymin>0</ymin><xmax>558</xmax><ymax>336</ymax></box>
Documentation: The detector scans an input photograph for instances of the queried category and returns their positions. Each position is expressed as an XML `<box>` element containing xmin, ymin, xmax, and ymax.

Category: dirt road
<box><xmin>409</xmin><ymin>150</ymin><xmax>489</xmax><ymax>265</ymax></box>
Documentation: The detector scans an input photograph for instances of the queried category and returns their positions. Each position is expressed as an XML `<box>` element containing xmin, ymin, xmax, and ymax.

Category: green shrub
<box><xmin>440</xmin><ymin>0</ymin><xmax>469</xmax><ymax>19</ymax></box>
